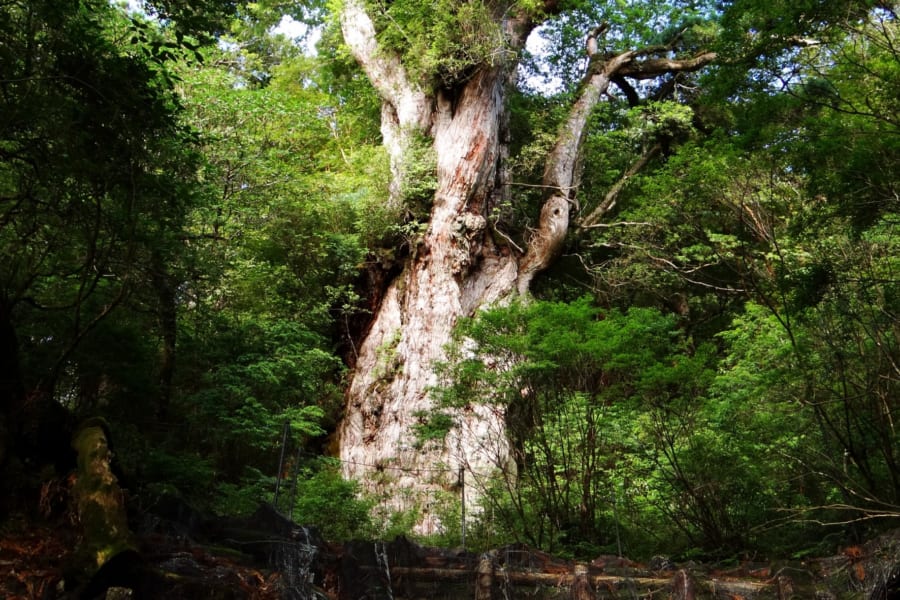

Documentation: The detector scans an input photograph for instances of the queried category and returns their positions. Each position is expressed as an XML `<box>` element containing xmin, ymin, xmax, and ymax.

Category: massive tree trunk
<box><xmin>336</xmin><ymin>0</ymin><xmax>715</xmax><ymax>531</ymax></box>
<box><xmin>336</xmin><ymin>0</ymin><xmax>530</xmax><ymax>532</ymax></box>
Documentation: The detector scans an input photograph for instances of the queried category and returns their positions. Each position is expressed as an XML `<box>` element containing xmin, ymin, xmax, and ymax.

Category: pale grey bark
<box><xmin>336</xmin><ymin>5</ymin><xmax>716</xmax><ymax>531</ymax></box>
<box><xmin>340</xmin><ymin>0</ymin><xmax>433</xmax><ymax>205</ymax></box>
<box><xmin>518</xmin><ymin>51</ymin><xmax>635</xmax><ymax>293</ymax></box>
<box><xmin>336</xmin><ymin>21</ymin><xmax>521</xmax><ymax>530</ymax></box>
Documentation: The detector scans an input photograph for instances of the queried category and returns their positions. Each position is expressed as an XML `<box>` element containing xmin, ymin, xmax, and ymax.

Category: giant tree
<box><xmin>332</xmin><ymin>0</ymin><xmax>718</xmax><ymax>529</ymax></box>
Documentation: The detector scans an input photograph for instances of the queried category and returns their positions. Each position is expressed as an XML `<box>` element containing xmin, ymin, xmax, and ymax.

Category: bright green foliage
<box><xmin>0</xmin><ymin>0</ymin><xmax>383</xmax><ymax>524</ymax></box>
<box><xmin>435</xmin><ymin>299</ymin><xmax>784</xmax><ymax>557</ymax></box>
<box><xmin>717</xmin><ymin>0</ymin><xmax>883</xmax><ymax>60</ymax></box>
<box><xmin>436</xmin><ymin>284</ymin><xmax>891</xmax><ymax>557</ymax></box>
<box><xmin>520</xmin><ymin>0</ymin><xmax>718</xmax><ymax>92</ymax></box>
<box><xmin>215</xmin><ymin>460</ymin><xmax>375</xmax><ymax>540</ymax></box>
<box><xmin>709</xmin><ymin>7</ymin><xmax>900</xmax><ymax>525</ymax></box>
<box><xmin>180</xmin><ymin>320</ymin><xmax>333</xmax><ymax>473</ymax></box>
<box><xmin>138</xmin><ymin>0</ymin><xmax>245</xmax><ymax>41</ymax></box>
<box><xmin>625</xmin><ymin>102</ymin><xmax>695</xmax><ymax>147</ymax></box>
<box><xmin>519</xmin><ymin>1</ymin><xmax>900</xmax><ymax>556</ymax></box>
<box><xmin>741</xmin><ymin>219</ymin><xmax>900</xmax><ymax>518</ymax></box>
<box><xmin>114</xmin><ymin>293</ymin><xmax>349</xmax><ymax>504</ymax></box>
<box><xmin>412</xmin><ymin>410</ymin><xmax>456</xmax><ymax>449</ymax></box>
<box><xmin>117</xmin><ymin>45</ymin><xmax>384</xmax><ymax>511</ymax></box>
<box><xmin>284</xmin><ymin>461</ymin><xmax>375</xmax><ymax>540</ymax></box>
<box><xmin>396</xmin><ymin>131</ymin><xmax>438</xmax><ymax>211</ymax></box>
<box><xmin>3</xmin><ymin>0</ymin><xmax>899</xmax><ymax>559</ymax></box>
<box><xmin>0</xmin><ymin>0</ymin><xmax>208</xmax><ymax>408</ymax></box>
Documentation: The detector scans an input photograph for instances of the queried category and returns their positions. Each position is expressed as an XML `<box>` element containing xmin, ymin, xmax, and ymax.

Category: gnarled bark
<box><xmin>336</xmin><ymin>5</ymin><xmax>717</xmax><ymax>531</ymax></box>
<box><xmin>337</xmin><ymin>64</ymin><xmax>520</xmax><ymax>531</ymax></box>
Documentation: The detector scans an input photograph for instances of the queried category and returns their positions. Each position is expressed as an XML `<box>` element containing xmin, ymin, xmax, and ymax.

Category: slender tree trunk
<box><xmin>150</xmin><ymin>255</ymin><xmax>177</xmax><ymax>422</ymax></box>
<box><xmin>336</xmin><ymin>2</ymin><xmax>716</xmax><ymax>531</ymax></box>
<box><xmin>0</xmin><ymin>301</ymin><xmax>23</xmax><ymax>415</ymax></box>
<box><xmin>0</xmin><ymin>300</ymin><xmax>24</xmax><ymax>470</ymax></box>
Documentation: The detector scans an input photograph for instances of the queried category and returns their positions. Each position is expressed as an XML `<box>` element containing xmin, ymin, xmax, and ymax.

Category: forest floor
<box><xmin>2</xmin><ymin>498</ymin><xmax>899</xmax><ymax>599</ymax></box>
<box><xmin>0</xmin><ymin>510</ymin><xmax>284</xmax><ymax>599</ymax></box>
<box><xmin>0</xmin><ymin>516</ymin><xmax>72</xmax><ymax>599</ymax></box>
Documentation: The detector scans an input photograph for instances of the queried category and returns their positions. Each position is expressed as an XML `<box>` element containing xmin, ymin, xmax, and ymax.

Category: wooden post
<box><xmin>611</xmin><ymin>490</ymin><xmax>623</xmax><ymax>557</ymax></box>
<box><xmin>777</xmin><ymin>574</ymin><xmax>794</xmax><ymax>599</ymax></box>
<box><xmin>459</xmin><ymin>465</ymin><xmax>466</xmax><ymax>550</ymax></box>
<box><xmin>570</xmin><ymin>563</ymin><xmax>594</xmax><ymax>600</ymax></box>
<box><xmin>474</xmin><ymin>553</ymin><xmax>494</xmax><ymax>600</ymax></box>
<box><xmin>273</xmin><ymin>421</ymin><xmax>290</xmax><ymax>509</ymax></box>
<box><xmin>288</xmin><ymin>444</ymin><xmax>303</xmax><ymax>521</ymax></box>
<box><xmin>671</xmin><ymin>569</ymin><xmax>696</xmax><ymax>600</ymax></box>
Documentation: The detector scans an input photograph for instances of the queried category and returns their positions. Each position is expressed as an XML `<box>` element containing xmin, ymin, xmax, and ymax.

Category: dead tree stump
<box><xmin>71</xmin><ymin>419</ymin><xmax>139</xmax><ymax>595</ymax></box>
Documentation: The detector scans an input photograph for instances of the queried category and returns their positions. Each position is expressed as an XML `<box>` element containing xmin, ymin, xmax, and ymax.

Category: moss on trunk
<box><xmin>71</xmin><ymin>418</ymin><xmax>137</xmax><ymax>575</ymax></box>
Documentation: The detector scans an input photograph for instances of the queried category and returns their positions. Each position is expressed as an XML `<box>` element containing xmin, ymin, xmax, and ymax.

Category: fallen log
<box><xmin>367</xmin><ymin>563</ymin><xmax>781</xmax><ymax>598</ymax></box>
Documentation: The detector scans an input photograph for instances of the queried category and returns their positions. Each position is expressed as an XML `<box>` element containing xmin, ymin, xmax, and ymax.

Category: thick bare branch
<box><xmin>585</xmin><ymin>22</ymin><xmax>609</xmax><ymax>57</ymax></box>
<box><xmin>339</xmin><ymin>0</ymin><xmax>431</xmax><ymax>126</ymax></box>
<box><xmin>340</xmin><ymin>0</ymin><xmax>434</xmax><ymax>205</ymax></box>
<box><xmin>542</xmin><ymin>51</ymin><xmax>635</xmax><ymax>197</ymax></box>
<box><xmin>618</xmin><ymin>51</ymin><xmax>718</xmax><ymax>80</ymax></box>
<box><xmin>518</xmin><ymin>40</ymin><xmax>716</xmax><ymax>293</ymax></box>
<box><xmin>518</xmin><ymin>50</ymin><xmax>634</xmax><ymax>291</ymax></box>
<box><xmin>612</xmin><ymin>75</ymin><xmax>640</xmax><ymax>106</ymax></box>
<box><xmin>517</xmin><ymin>195</ymin><xmax>569</xmax><ymax>294</ymax></box>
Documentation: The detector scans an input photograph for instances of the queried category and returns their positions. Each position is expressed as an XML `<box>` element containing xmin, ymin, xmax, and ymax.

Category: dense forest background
<box><xmin>1</xmin><ymin>0</ymin><xmax>898</xmax><ymax>563</ymax></box>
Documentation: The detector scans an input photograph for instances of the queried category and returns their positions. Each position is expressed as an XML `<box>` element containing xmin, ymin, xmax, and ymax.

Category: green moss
<box><xmin>368</xmin><ymin>0</ymin><xmax>510</xmax><ymax>89</ymax></box>
<box><xmin>374</xmin><ymin>327</ymin><xmax>403</xmax><ymax>382</ymax></box>
<box><xmin>411</xmin><ymin>410</ymin><xmax>455</xmax><ymax>448</ymax></box>
<box><xmin>398</xmin><ymin>130</ymin><xmax>437</xmax><ymax>208</ymax></box>
<box><xmin>71</xmin><ymin>423</ymin><xmax>137</xmax><ymax>575</ymax></box>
